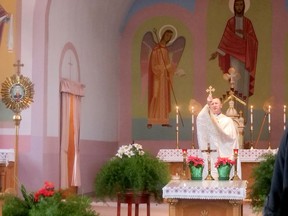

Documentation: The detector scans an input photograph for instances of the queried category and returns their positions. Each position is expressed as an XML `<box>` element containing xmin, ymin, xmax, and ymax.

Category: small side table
<box><xmin>117</xmin><ymin>191</ymin><xmax>150</xmax><ymax>216</ymax></box>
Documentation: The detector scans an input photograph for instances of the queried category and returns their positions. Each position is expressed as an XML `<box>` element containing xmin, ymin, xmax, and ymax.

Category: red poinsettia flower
<box><xmin>214</xmin><ymin>157</ymin><xmax>235</xmax><ymax>168</ymax></box>
<box><xmin>34</xmin><ymin>181</ymin><xmax>55</xmax><ymax>202</ymax></box>
<box><xmin>187</xmin><ymin>155</ymin><xmax>204</xmax><ymax>168</ymax></box>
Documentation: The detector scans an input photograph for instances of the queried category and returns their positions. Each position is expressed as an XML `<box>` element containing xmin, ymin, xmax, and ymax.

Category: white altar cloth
<box><xmin>162</xmin><ymin>180</ymin><xmax>247</xmax><ymax>200</ymax></box>
<box><xmin>157</xmin><ymin>148</ymin><xmax>277</xmax><ymax>163</ymax></box>
<box><xmin>0</xmin><ymin>149</ymin><xmax>15</xmax><ymax>166</ymax></box>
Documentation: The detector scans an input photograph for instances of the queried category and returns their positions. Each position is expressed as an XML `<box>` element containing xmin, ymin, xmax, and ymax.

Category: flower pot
<box><xmin>217</xmin><ymin>164</ymin><xmax>232</xmax><ymax>180</ymax></box>
<box><xmin>189</xmin><ymin>165</ymin><xmax>204</xmax><ymax>180</ymax></box>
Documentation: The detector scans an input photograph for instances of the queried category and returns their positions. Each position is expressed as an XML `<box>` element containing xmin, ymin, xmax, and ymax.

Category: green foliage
<box><xmin>2</xmin><ymin>194</ymin><xmax>29</xmax><ymax>216</ymax></box>
<box><xmin>249</xmin><ymin>153</ymin><xmax>276</xmax><ymax>213</ymax></box>
<box><xmin>94</xmin><ymin>152</ymin><xmax>170</xmax><ymax>201</ymax></box>
<box><xmin>2</xmin><ymin>184</ymin><xmax>99</xmax><ymax>216</ymax></box>
<box><xmin>29</xmin><ymin>193</ymin><xmax>97</xmax><ymax>216</ymax></box>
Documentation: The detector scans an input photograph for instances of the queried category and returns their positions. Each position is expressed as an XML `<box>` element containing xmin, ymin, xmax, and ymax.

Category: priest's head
<box><xmin>210</xmin><ymin>98</ymin><xmax>223</xmax><ymax>115</ymax></box>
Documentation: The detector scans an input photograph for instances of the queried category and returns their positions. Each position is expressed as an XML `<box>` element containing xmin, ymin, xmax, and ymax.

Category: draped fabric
<box><xmin>60</xmin><ymin>79</ymin><xmax>85</xmax><ymax>189</ymax></box>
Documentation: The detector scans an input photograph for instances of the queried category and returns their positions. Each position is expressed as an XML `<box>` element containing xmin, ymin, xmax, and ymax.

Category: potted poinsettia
<box><xmin>1</xmin><ymin>181</ymin><xmax>99</xmax><ymax>216</ymax></box>
<box><xmin>214</xmin><ymin>157</ymin><xmax>235</xmax><ymax>180</ymax></box>
<box><xmin>187</xmin><ymin>155</ymin><xmax>205</xmax><ymax>180</ymax></box>
<box><xmin>94</xmin><ymin>143</ymin><xmax>170</xmax><ymax>201</ymax></box>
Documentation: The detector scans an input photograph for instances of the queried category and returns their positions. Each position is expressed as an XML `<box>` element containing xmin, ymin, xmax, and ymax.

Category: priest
<box><xmin>197</xmin><ymin>93</ymin><xmax>240</xmax><ymax>179</ymax></box>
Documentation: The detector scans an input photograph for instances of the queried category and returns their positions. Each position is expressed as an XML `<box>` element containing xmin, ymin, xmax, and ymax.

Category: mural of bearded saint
<box><xmin>140</xmin><ymin>26</ymin><xmax>185</xmax><ymax>128</ymax></box>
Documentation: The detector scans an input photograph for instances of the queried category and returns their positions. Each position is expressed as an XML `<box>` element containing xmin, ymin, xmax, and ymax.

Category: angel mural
<box><xmin>0</xmin><ymin>4</ymin><xmax>12</xmax><ymax>49</ymax></box>
<box><xmin>140</xmin><ymin>26</ymin><xmax>185</xmax><ymax>128</ymax></box>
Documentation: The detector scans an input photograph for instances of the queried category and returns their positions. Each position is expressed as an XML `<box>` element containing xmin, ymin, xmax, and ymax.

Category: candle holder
<box><xmin>176</xmin><ymin>106</ymin><xmax>179</xmax><ymax>149</ymax></box>
<box><xmin>182</xmin><ymin>149</ymin><xmax>187</xmax><ymax>179</ymax></box>
<box><xmin>191</xmin><ymin>125</ymin><xmax>195</xmax><ymax>149</ymax></box>
<box><xmin>205</xmin><ymin>155</ymin><xmax>214</xmax><ymax>180</ymax></box>
<box><xmin>267</xmin><ymin>133</ymin><xmax>271</xmax><ymax>149</ymax></box>
<box><xmin>231</xmin><ymin>149</ymin><xmax>241</xmax><ymax>181</ymax></box>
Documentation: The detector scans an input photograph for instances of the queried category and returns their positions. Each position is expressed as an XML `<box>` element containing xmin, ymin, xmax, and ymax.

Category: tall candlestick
<box><xmin>176</xmin><ymin>106</ymin><xmax>179</xmax><ymax>149</ymax></box>
<box><xmin>268</xmin><ymin>105</ymin><xmax>271</xmax><ymax>124</ymax></box>
<box><xmin>284</xmin><ymin>105</ymin><xmax>286</xmax><ymax>131</ymax></box>
<box><xmin>191</xmin><ymin>106</ymin><xmax>194</xmax><ymax>129</ymax></box>
<box><xmin>176</xmin><ymin>106</ymin><xmax>179</xmax><ymax>124</ymax></box>
<box><xmin>250</xmin><ymin>105</ymin><xmax>254</xmax><ymax>149</ymax></box>
<box><xmin>191</xmin><ymin>106</ymin><xmax>195</xmax><ymax>149</ymax></box>
<box><xmin>268</xmin><ymin>105</ymin><xmax>271</xmax><ymax>149</ymax></box>
<box><xmin>250</xmin><ymin>105</ymin><xmax>253</xmax><ymax>131</ymax></box>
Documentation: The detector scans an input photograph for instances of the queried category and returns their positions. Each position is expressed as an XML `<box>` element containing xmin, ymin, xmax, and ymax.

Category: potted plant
<box><xmin>1</xmin><ymin>181</ymin><xmax>99</xmax><ymax>216</ymax></box>
<box><xmin>214</xmin><ymin>157</ymin><xmax>235</xmax><ymax>180</ymax></box>
<box><xmin>94</xmin><ymin>143</ymin><xmax>170</xmax><ymax>201</ymax></box>
<box><xmin>249</xmin><ymin>153</ymin><xmax>276</xmax><ymax>213</ymax></box>
<box><xmin>187</xmin><ymin>155</ymin><xmax>204</xmax><ymax>180</ymax></box>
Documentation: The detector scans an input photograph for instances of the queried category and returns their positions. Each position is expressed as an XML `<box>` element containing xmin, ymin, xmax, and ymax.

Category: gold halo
<box><xmin>229</xmin><ymin>0</ymin><xmax>250</xmax><ymax>14</ymax></box>
<box><xmin>1</xmin><ymin>74</ymin><xmax>34</xmax><ymax>113</ymax></box>
<box><xmin>159</xmin><ymin>24</ymin><xmax>178</xmax><ymax>45</ymax></box>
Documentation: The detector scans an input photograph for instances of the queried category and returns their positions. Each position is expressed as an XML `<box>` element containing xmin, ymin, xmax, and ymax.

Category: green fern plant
<box><xmin>1</xmin><ymin>182</ymin><xmax>99</xmax><ymax>216</ymax></box>
<box><xmin>249</xmin><ymin>153</ymin><xmax>276</xmax><ymax>213</ymax></box>
<box><xmin>94</xmin><ymin>143</ymin><xmax>170</xmax><ymax>201</ymax></box>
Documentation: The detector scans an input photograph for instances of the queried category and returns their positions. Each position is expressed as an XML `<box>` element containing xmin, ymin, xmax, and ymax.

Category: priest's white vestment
<box><xmin>197</xmin><ymin>104</ymin><xmax>241</xmax><ymax>179</ymax></box>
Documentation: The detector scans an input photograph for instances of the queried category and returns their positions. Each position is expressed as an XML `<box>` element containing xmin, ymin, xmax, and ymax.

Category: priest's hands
<box><xmin>207</xmin><ymin>94</ymin><xmax>213</xmax><ymax>106</ymax></box>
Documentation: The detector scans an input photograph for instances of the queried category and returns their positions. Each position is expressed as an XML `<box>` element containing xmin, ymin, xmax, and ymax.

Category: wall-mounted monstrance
<box><xmin>1</xmin><ymin>74</ymin><xmax>34</xmax><ymax>113</ymax></box>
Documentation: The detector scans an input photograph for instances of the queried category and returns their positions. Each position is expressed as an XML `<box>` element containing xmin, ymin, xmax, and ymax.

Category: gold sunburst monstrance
<box><xmin>1</xmin><ymin>69</ymin><xmax>34</xmax><ymax>192</ymax></box>
<box><xmin>1</xmin><ymin>74</ymin><xmax>34</xmax><ymax>114</ymax></box>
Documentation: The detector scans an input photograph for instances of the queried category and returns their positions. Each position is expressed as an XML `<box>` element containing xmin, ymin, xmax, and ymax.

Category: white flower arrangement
<box><xmin>115</xmin><ymin>143</ymin><xmax>145</xmax><ymax>158</ymax></box>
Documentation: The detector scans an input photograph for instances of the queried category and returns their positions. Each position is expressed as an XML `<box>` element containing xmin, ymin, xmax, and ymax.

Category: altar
<box><xmin>157</xmin><ymin>148</ymin><xmax>277</xmax><ymax>198</ymax></box>
<box><xmin>162</xmin><ymin>179</ymin><xmax>247</xmax><ymax>216</ymax></box>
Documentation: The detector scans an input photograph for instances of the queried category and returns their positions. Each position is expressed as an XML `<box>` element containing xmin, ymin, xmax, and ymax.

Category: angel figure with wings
<box><xmin>140</xmin><ymin>27</ymin><xmax>185</xmax><ymax>128</ymax></box>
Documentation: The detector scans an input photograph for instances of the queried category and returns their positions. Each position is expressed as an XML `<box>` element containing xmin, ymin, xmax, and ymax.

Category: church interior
<box><xmin>0</xmin><ymin>0</ymin><xmax>287</xmax><ymax>215</ymax></box>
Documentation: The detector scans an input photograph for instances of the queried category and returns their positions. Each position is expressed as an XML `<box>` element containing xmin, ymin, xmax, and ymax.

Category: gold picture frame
<box><xmin>1</xmin><ymin>74</ymin><xmax>34</xmax><ymax>113</ymax></box>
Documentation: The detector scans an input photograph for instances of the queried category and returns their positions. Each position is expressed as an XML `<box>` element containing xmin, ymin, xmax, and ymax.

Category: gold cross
<box><xmin>13</xmin><ymin>60</ymin><xmax>24</xmax><ymax>75</ymax></box>
<box><xmin>201</xmin><ymin>143</ymin><xmax>217</xmax><ymax>154</ymax></box>
<box><xmin>206</xmin><ymin>86</ymin><xmax>215</xmax><ymax>95</ymax></box>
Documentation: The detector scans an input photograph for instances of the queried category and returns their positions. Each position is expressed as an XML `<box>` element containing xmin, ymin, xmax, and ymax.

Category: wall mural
<box><xmin>140</xmin><ymin>26</ymin><xmax>185</xmax><ymax>128</ymax></box>
<box><xmin>121</xmin><ymin>0</ymin><xmax>285</xmax><ymax>147</ymax></box>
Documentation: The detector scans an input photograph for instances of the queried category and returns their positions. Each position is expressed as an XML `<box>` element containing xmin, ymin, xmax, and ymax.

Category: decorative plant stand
<box><xmin>117</xmin><ymin>191</ymin><xmax>150</xmax><ymax>216</ymax></box>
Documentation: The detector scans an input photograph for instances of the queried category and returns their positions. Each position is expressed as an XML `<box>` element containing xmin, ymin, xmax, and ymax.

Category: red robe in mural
<box><xmin>217</xmin><ymin>16</ymin><xmax>258</xmax><ymax>97</ymax></box>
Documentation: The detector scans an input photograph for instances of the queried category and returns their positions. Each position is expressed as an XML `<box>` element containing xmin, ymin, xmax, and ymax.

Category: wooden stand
<box><xmin>117</xmin><ymin>191</ymin><xmax>150</xmax><ymax>216</ymax></box>
<box><xmin>0</xmin><ymin>162</ymin><xmax>15</xmax><ymax>192</ymax></box>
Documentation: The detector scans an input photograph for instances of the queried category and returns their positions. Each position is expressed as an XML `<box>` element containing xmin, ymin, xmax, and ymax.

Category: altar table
<box><xmin>162</xmin><ymin>180</ymin><xmax>247</xmax><ymax>216</ymax></box>
<box><xmin>157</xmin><ymin>148</ymin><xmax>277</xmax><ymax>198</ymax></box>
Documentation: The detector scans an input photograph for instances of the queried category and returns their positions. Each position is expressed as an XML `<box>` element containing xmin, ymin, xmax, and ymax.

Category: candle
<box><xmin>176</xmin><ymin>106</ymin><xmax>179</xmax><ymax>124</ymax></box>
<box><xmin>268</xmin><ymin>105</ymin><xmax>271</xmax><ymax>124</ymax></box>
<box><xmin>233</xmin><ymin>149</ymin><xmax>238</xmax><ymax>155</ymax></box>
<box><xmin>250</xmin><ymin>105</ymin><xmax>253</xmax><ymax>131</ymax></box>
<box><xmin>284</xmin><ymin>105</ymin><xmax>286</xmax><ymax>130</ymax></box>
<box><xmin>191</xmin><ymin>106</ymin><xmax>195</xmax><ymax>129</ymax></box>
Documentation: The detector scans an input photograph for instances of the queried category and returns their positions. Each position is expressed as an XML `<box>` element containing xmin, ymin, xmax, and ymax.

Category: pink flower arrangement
<box><xmin>214</xmin><ymin>157</ymin><xmax>235</xmax><ymax>168</ymax></box>
<box><xmin>187</xmin><ymin>155</ymin><xmax>204</xmax><ymax>168</ymax></box>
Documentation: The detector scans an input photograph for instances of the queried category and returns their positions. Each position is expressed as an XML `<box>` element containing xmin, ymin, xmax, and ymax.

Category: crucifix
<box><xmin>13</xmin><ymin>59</ymin><xmax>24</xmax><ymax>75</ymax></box>
<box><xmin>206</xmin><ymin>85</ymin><xmax>215</xmax><ymax>96</ymax></box>
<box><xmin>201</xmin><ymin>143</ymin><xmax>217</xmax><ymax>180</ymax></box>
